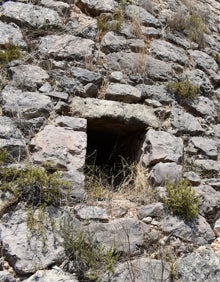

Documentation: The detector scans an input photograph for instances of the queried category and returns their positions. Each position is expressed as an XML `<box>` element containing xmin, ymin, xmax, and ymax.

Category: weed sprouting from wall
<box><xmin>167</xmin><ymin>9</ymin><xmax>208</xmax><ymax>48</ymax></box>
<box><xmin>0</xmin><ymin>42</ymin><xmax>22</xmax><ymax>66</ymax></box>
<box><xmin>0</xmin><ymin>150</ymin><xmax>71</xmax><ymax>240</ymax></box>
<box><xmin>163</xmin><ymin>179</ymin><xmax>200</xmax><ymax>221</ymax></box>
<box><xmin>60</xmin><ymin>216</ymin><xmax>120</xmax><ymax>280</ymax></box>
<box><xmin>167</xmin><ymin>78</ymin><xmax>200</xmax><ymax>101</ymax></box>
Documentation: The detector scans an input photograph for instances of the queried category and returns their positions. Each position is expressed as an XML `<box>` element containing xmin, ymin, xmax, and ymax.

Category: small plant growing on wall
<box><xmin>167</xmin><ymin>78</ymin><xmax>200</xmax><ymax>101</ymax></box>
<box><xmin>96</xmin><ymin>0</ymin><xmax>128</xmax><ymax>40</ymax></box>
<box><xmin>187</xmin><ymin>13</ymin><xmax>207</xmax><ymax>47</ymax></box>
<box><xmin>0</xmin><ymin>42</ymin><xmax>22</xmax><ymax>66</ymax></box>
<box><xmin>167</xmin><ymin>10</ymin><xmax>208</xmax><ymax>48</ymax></box>
<box><xmin>163</xmin><ymin>179</ymin><xmax>200</xmax><ymax>221</ymax></box>
<box><xmin>0</xmin><ymin>150</ymin><xmax>71</xmax><ymax>238</ymax></box>
<box><xmin>60</xmin><ymin>216</ymin><xmax>120</xmax><ymax>280</ymax></box>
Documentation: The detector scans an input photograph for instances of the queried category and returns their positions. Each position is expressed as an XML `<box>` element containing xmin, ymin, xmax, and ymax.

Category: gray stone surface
<box><xmin>142</xmin><ymin>129</ymin><xmax>183</xmax><ymax>166</ymax></box>
<box><xmin>176</xmin><ymin>246</ymin><xmax>220</xmax><ymax>282</ymax></box>
<box><xmin>10</xmin><ymin>65</ymin><xmax>49</xmax><ymax>91</ymax></box>
<box><xmin>89</xmin><ymin>218</ymin><xmax>149</xmax><ymax>255</ymax></box>
<box><xmin>71</xmin><ymin>67</ymin><xmax>102</xmax><ymax>86</ymax></box>
<box><xmin>125</xmin><ymin>5</ymin><xmax>161</xmax><ymax>27</ymax></box>
<box><xmin>161</xmin><ymin>215</ymin><xmax>215</xmax><ymax>245</ymax></box>
<box><xmin>128</xmin><ymin>39</ymin><xmax>146</xmax><ymax>53</ymax></box>
<box><xmin>39</xmin><ymin>34</ymin><xmax>95</xmax><ymax>60</ymax></box>
<box><xmin>75</xmin><ymin>205</ymin><xmax>108</xmax><ymax>221</ymax></box>
<box><xmin>166</xmin><ymin>31</ymin><xmax>191</xmax><ymax>49</ymax></box>
<box><xmin>141</xmin><ymin>26</ymin><xmax>162</xmax><ymax>39</ymax></box>
<box><xmin>146</xmin><ymin>56</ymin><xmax>174</xmax><ymax>81</ymax></box>
<box><xmin>106</xmin><ymin>83</ymin><xmax>142</xmax><ymax>103</ymax></box>
<box><xmin>0</xmin><ymin>209</ymin><xmax>65</xmax><ymax>274</ymax></box>
<box><xmin>101</xmin><ymin>32</ymin><xmax>128</xmax><ymax>54</ymax></box>
<box><xmin>189</xmin><ymin>50</ymin><xmax>219</xmax><ymax>74</ymax></box>
<box><xmin>1</xmin><ymin>86</ymin><xmax>52</xmax><ymax>119</ymax></box>
<box><xmin>0</xmin><ymin>116</ymin><xmax>26</xmax><ymax>161</ymax></box>
<box><xmin>182</xmin><ymin>69</ymin><xmax>214</xmax><ymax>96</ymax></box>
<box><xmin>194</xmin><ymin>159</ymin><xmax>220</xmax><ymax>175</ymax></box>
<box><xmin>45</xmin><ymin>91</ymin><xmax>69</xmax><ymax>101</ymax></box>
<box><xmin>55</xmin><ymin>116</ymin><xmax>87</xmax><ymax>132</ymax></box>
<box><xmin>213</xmin><ymin>124</ymin><xmax>220</xmax><ymax>138</ymax></box>
<box><xmin>171</xmin><ymin>107</ymin><xmax>204</xmax><ymax>135</ymax></box>
<box><xmin>31</xmin><ymin>124</ymin><xmax>86</xmax><ymax>172</ymax></box>
<box><xmin>54</xmin><ymin>74</ymin><xmax>84</xmax><ymax>96</ymax></box>
<box><xmin>213</xmin><ymin>218</ymin><xmax>220</xmax><ymax>237</ymax></box>
<box><xmin>184</xmin><ymin>171</ymin><xmax>201</xmax><ymax>186</ymax></box>
<box><xmin>189</xmin><ymin>137</ymin><xmax>219</xmax><ymax>159</ymax></box>
<box><xmin>149</xmin><ymin>162</ymin><xmax>183</xmax><ymax>186</ymax></box>
<box><xmin>106</xmin><ymin>51</ymin><xmax>146</xmax><ymax>73</ymax></box>
<box><xmin>137</xmin><ymin>84</ymin><xmax>173</xmax><ymax>104</ymax></box>
<box><xmin>138</xmin><ymin>202</ymin><xmax>164</xmax><ymax>219</ymax></box>
<box><xmin>1</xmin><ymin>1</ymin><xmax>62</xmax><ymax>28</ymax></box>
<box><xmin>110</xmin><ymin>71</ymin><xmax>123</xmax><ymax>82</ymax></box>
<box><xmin>150</xmin><ymin>39</ymin><xmax>188</xmax><ymax>65</ymax></box>
<box><xmin>186</xmin><ymin>96</ymin><xmax>217</xmax><ymax>119</ymax></box>
<box><xmin>193</xmin><ymin>185</ymin><xmax>220</xmax><ymax>225</ymax></box>
<box><xmin>71</xmin><ymin>97</ymin><xmax>160</xmax><ymax>132</ymax></box>
<box><xmin>84</xmin><ymin>83</ymin><xmax>98</xmax><ymax>97</ymax></box>
<box><xmin>102</xmin><ymin>257</ymin><xmax>170</xmax><ymax>282</ymax></box>
<box><xmin>76</xmin><ymin>0</ymin><xmax>117</xmax><ymax>16</ymax></box>
<box><xmin>40</xmin><ymin>0</ymin><xmax>70</xmax><ymax>16</ymax></box>
<box><xmin>65</xmin><ymin>13</ymin><xmax>97</xmax><ymax>39</ymax></box>
<box><xmin>24</xmin><ymin>267</ymin><xmax>78</xmax><ymax>282</ymax></box>
<box><xmin>204</xmin><ymin>34</ymin><xmax>220</xmax><ymax>53</ymax></box>
<box><xmin>0</xmin><ymin>21</ymin><xmax>26</xmax><ymax>48</ymax></box>
<box><xmin>0</xmin><ymin>116</ymin><xmax>23</xmax><ymax>140</ymax></box>
<box><xmin>0</xmin><ymin>271</ymin><xmax>15</xmax><ymax>282</ymax></box>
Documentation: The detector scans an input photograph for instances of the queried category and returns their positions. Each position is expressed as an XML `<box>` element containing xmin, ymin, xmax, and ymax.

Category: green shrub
<box><xmin>168</xmin><ymin>11</ymin><xmax>208</xmax><ymax>47</ymax></box>
<box><xmin>163</xmin><ymin>179</ymin><xmax>200</xmax><ymax>221</ymax></box>
<box><xmin>60</xmin><ymin>217</ymin><xmax>120</xmax><ymax>280</ymax></box>
<box><xmin>0</xmin><ymin>165</ymin><xmax>71</xmax><ymax>208</ymax></box>
<box><xmin>167</xmin><ymin>78</ymin><xmax>200</xmax><ymax>100</ymax></box>
<box><xmin>0</xmin><ymin>42</ymin><xmax>22</xmax><ymax>66</ymax></box>
<box><xmin>187</xmin><ymin>13</ymin><xmax>207</xmax><ymax>46</ymax></box>
<box><xmin>0</xmin><ymin>149</ymin><xmax>71</xmax><ymax>224</ymax></box>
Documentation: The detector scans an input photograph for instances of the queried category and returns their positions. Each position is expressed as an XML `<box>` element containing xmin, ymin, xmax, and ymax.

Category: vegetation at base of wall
<box><xmin>0</xmin><ymin>43</ymin><xmax>22</xmax><ymax>66</ymax></box>
<box><xmin>85</xmin><ymin>154</ymin><xmax>155</xmax><ymax>205</ymax></box>
<box><xmin>0</xmin><ymin>165</ymin><xmax>71</xmax><ymax>208</ymax></box>
<box><xmin>163</xmin><ymin>179</ymin><xmax>200</xmax><ymax>221</ymax></box>
<box><xmin>167</xmin><ymin>78</ymin><xmax>200</xmax><ymax>100</ymax></box>
<box><xmin>60</xmin><ymin>217</ymin><xmax>120</xmax><ymax>280</ymax></box>
<box><xmin>0</xmin><ymin>149</ymin><xmax>71</xmax><ymax>238</ymax></box>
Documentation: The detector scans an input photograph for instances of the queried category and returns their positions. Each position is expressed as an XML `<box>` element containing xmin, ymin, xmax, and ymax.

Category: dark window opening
<box><xmin>85</xmin><ymin>119</ymin><xmax>145</xmax><ymax>190</ymax></box>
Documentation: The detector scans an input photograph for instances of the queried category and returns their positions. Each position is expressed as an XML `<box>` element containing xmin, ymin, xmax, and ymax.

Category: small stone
<box><xmin>213</xmin><ymin>218</ymin><xmax>220</xmax><ymax>237</ymax></box>
<box><xmin>110</xmin><ymin>71</ymin><xmax>123</xmax><ymax>82</ymax></box>
<box><xmin>142</xmin><ymin>217</ymin><xmax>152</xmax><ymax>224</ymax></box>
<box><xmin>106</xmin><ymin>83</ymin><xmax>142</xmax><ymax>103</ymax></box>
<box><xmin>84</xmin><ymin>83</ymin><xmax>98</xmax><ymax>97</ymax></box>
<box><xmin>75</xmin><ymin>205</ymin><xmax>109</xmax><ymax>221</ymax></box>
<box><xmin>184</xmin><ymin>171</ymin><xmax>201</xmax><ymax>186</ymax></box>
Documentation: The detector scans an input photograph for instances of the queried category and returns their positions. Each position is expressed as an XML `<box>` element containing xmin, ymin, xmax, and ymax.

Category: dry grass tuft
<box><xmin>85</xmin><ymin>156</ymin><xmax>156</xmax><ymax>204</ymax></box>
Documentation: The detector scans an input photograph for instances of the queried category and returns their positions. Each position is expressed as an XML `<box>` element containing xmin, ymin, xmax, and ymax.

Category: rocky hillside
<box><xmin>0</xmin><ymin>0</ymin><xmax>220</xmax><ymax>281</ymax></box>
